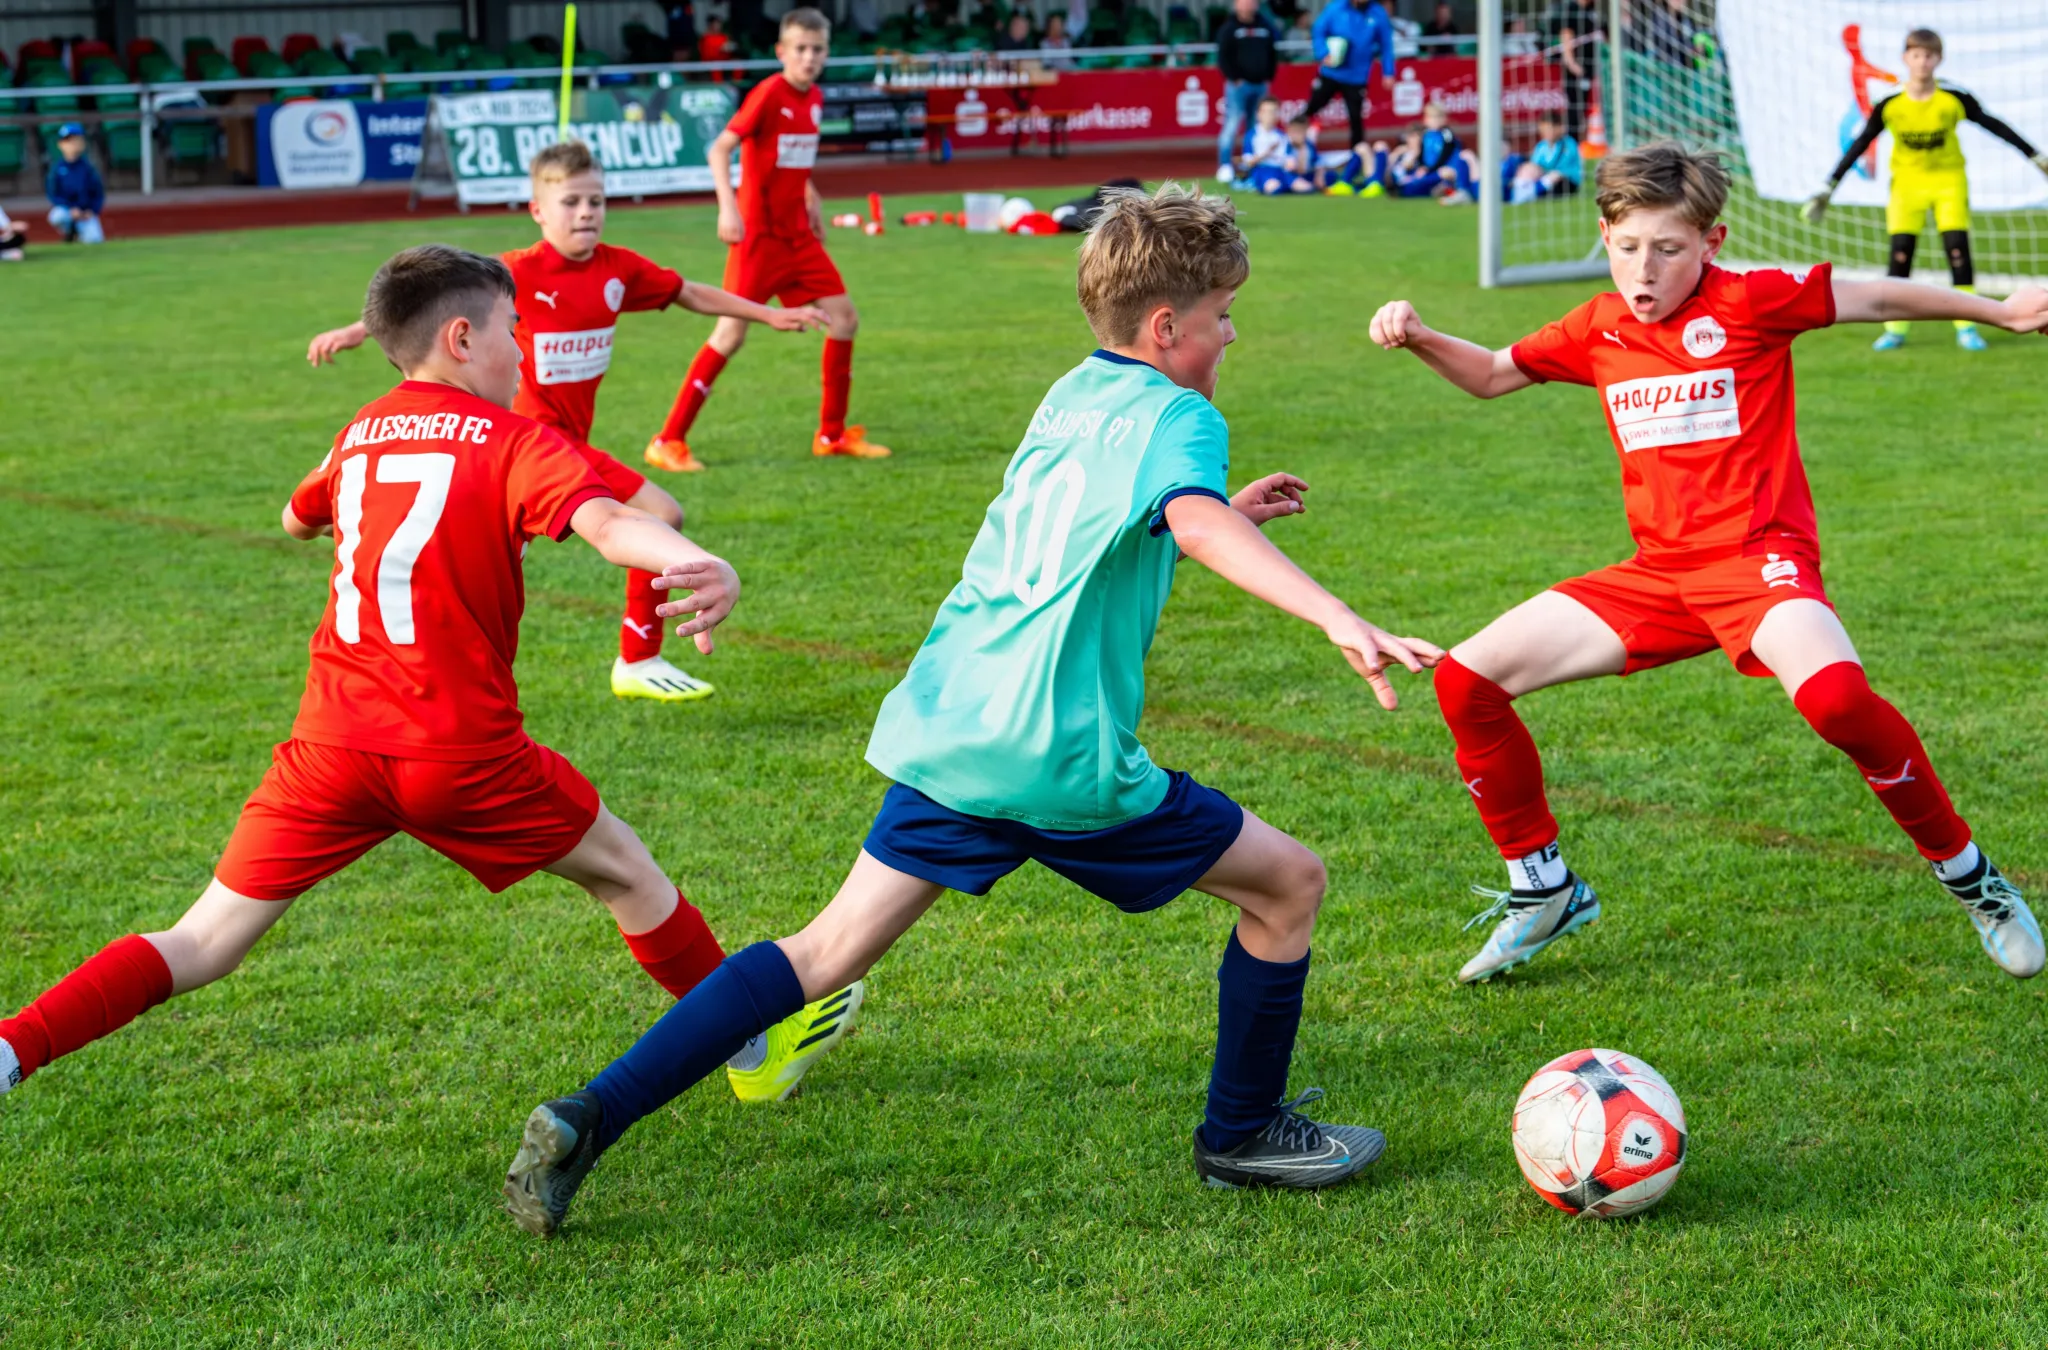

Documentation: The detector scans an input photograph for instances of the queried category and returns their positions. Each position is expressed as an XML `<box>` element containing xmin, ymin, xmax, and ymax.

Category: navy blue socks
<box><xmin>587</xmin><ymin>941</ymin><xmax>805</xmax><ymax>1152</ymax></box>
<box><xmin>1197</xmin><ymin>928</ymin><xmax>1309</xmax><ymax>1153</ymax></box>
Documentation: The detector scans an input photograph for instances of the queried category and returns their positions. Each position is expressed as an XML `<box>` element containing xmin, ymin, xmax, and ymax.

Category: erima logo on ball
<box><xmin>1619</xmin><ymin>1119</ymin><xmax>1664</xmax><ymax>1163</ymax></box>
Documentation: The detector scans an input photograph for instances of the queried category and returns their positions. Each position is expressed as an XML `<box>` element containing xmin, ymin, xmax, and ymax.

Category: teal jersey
<box><xmin>865</xmin><ymin>351</ymin><xmax>1231</xmax><ymax>830</ymax></box>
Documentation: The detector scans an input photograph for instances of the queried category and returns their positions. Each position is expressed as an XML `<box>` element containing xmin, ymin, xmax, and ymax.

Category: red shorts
<box><xmin>724</xmin><ymin>232</ymin><xmax>845</xmax><ymax>307</ymax></box>
<box><xmin>574</xmin><ymin>441</ymin><xmax>646</xmax><ymax>501</ymax></box>
<box><xmin>215</xmin><ymin>737</ymin><xmax>600</xmax><ymax>901</ymax></box>
<box><xmin>1552</xmin><ymin>551</ymin><xmax>1832</xmax><ymax>678</ymax></box>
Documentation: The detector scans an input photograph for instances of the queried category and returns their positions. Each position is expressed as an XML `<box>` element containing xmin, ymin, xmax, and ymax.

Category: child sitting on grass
<box><xmin>0</xmin><ymin>203</ymin><xmax>25</xmax><ymax>261</ymax></box>
<box><xmin>1237</xmin><ymin>96</ymin><xmax>1294</xmax><ymax>195</ymax></box>
<box><xmin>1283</xmin><ymin>116</ymin><xmax>1325</xmax><ymax>194</ymax></box>
<box><xmin>1507</xmin><ymin>113</ymin><xmax>1583</xmax><ymax>204</ymax></box>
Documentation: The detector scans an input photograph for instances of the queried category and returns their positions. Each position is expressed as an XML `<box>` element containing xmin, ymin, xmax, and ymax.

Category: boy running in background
<box><xmin>1372</xmin><ymin>143</ymin><xmax>2048</xmax><ymax>985</ymax></box>
<box><xmin>308</xmin><ymin>140</ymin><xmax>824</xmax><ymax>705</ymax></box>
<box><xmin>502</xmin><ymin>185</ymin><xmax>1442</xmax><ymax>1237</ymax></box>
<box><xmin>646</xmin><ymin>8</ymin><xmax>892</xmax><ymax>469</ymax></box>
<box><xmin>2</xmin><ymin>246</ymin><xmax>858</xmax><ymax>1105</ymax></box>
<box><xmin>1803</xmin><ymin>28</ymin><xmax>2048</xmax><ymax>353</ymax></box>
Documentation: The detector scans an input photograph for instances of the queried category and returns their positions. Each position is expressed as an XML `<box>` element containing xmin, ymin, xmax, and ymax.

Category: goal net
<box><xmin>1481</xmin><ymin>0</ymin><xmax>2048</xmax><ymax>291</ymax></box>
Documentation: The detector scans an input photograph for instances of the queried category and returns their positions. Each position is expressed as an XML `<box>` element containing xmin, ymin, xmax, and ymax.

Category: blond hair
<box><xmin>1594</xmin><ymin>141</ymin><xmax>1730</xmax><ymax>230</ymax></box>
<box><xmin>1076</xmin><ymin>184</ymin><xmax>1249</xmax><ymax>346</ymax></box>
<box><xmin>531</xmin><ymin>137</ymin><xmax>599</xmax><ymax>186</ymax></box>
<box><xmin>1904</xmin><ymin>27</ymin><xmax>1942</xmax><ymax>56</ymax></box>
<box><xmin>781</xmin><ymin>7</ymin><xmax>830</xmax><ymax>37</ymax></box>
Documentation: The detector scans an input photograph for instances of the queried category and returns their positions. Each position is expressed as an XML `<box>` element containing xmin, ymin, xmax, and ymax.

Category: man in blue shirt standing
<box><xmin>1305</xmin><ymin>0</ymin><xmax>1393</xmax><ymax>156</ymax></box>
<box><xmin>45</xmin><ymin>124</ymin><xmax>106</xmax><ymax>245</ymax></box>
<box><xmin>1214</xmin><ymin>0</ymin><xmax>1278</xmax><ymax>184</ymax></box>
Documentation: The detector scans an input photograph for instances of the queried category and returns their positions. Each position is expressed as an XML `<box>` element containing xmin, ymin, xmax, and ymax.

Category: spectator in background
<box><xmin>699</xmin><ymin>15</ymin><xmax>732</xmax><ymax>65</ymax></box>
<box><xmin>1421</xmin><ymin>2</ymin><xmax>1458</xmax><ymax>39</ymax></box>
<box><xmin>666</xmin><ymin>0</ymin><xmax>700</xmax><ymax>59</ymax></box>
<box><xmin>1066</xmin><ymin>0</ymin><xmax>1090</xmax><ymax>44</ymax></box>
<box><xmin>1215</xmin><ymin>0</ymin><xmax>1278</xmax><ymax>184</ymax></box>
<box><xmin>1636</xmin><ymin>0</ymin><xmax>1701</xmax><ymax>67</ymax></box>
<box><xmin>0</xmin><ymin>202</ymin><xmax>25</xmax><ymax>261</ymax></box>
<box><xmin>1236</xmin><ymin>95</ymin><xmax>1292</xmax><ymax>193</ymax></box>
<box><xmin>1546</xmin><ymin>0</ymin><xmax>1599</xmax><ymax>143</ymax></box>
<box><xmin>46</xmin><ymin>125</ymin><xmax>104</xmax><ymax>245</ymax></box>
<box><xmin>1507</xmin><ymin>110</ymin><xmax>1581</xmax><ymax>202</ymax></box>
<box><xmin>995</xmin><ymin>10</ymin><xmax>1035</xmax><ymax>51</ymax></box>
<box><xmin>1305</xmin><ymin>0</ymin><xmax>1393</xmax><ymax>156</ymax></box>
<box><xmin>1504</xmin><ymin>13</ymin><xmax>1538</xmax><ymax>55</ymax></box>
<box><xmin>1041</xmin><ymin>11</ymin><xmax>1076</xmax><ymax>66</ymax></box>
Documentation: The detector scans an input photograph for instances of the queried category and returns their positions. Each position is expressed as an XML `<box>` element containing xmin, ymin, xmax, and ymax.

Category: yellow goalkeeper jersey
<box><xmin>1828</xmin><ymin>85</ymin><xmax>2039</xmax><ymax>187</ymax></box>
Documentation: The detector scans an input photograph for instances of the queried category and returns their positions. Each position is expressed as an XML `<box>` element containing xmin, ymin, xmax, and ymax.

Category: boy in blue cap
<box><xmin>46</xmin><ymin>125</ymin><xmax>106</xmax><ymax>244</ymax></box>
<box><xmin>500</xmin><ymin>183</ymin><xmax>1444</xmax><ymax>1236</ymax></box>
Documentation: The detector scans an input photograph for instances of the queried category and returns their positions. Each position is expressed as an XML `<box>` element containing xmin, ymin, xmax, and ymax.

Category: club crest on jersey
<box><xmin>603</xmin><ymin>277</ymin><xmax>626</xmax><ymax>312</ymax></box>
<box><xmin>1682</xmin><ymin>315</ymin><xmax>1728</xmax><ymax>359</ymax></box>
<box><xmin>1605</xmin><ymin>369</ymin><xmax>1739</xmax><ymax>451</ymax></box>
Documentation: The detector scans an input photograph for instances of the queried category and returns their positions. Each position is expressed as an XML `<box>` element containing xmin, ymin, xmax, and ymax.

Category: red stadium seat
<box><xmin>280</xmin><ymin>33</ymin><xmax>320</xmax><ymax>64</ymax></box>
<box><xmin>125</xmin><ymin>37</ymin><xmax>164</xmax><ymax>73</ymax></box>
<box><xmin>69</xmin><ymin>39</ymin><xmax>112</xmax><ymax>78</ymax></box>
<box><xmin>230</xmin><ymin>36</ymin><xmax>271</xmax><ymax>74</ymax></box>
<box><xmin>19</xmin><ymin>39</ymin><xmax>58</xmax><ymax>68</ymax></box>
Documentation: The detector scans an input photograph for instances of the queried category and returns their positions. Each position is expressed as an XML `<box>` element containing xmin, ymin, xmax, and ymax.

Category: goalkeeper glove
<box><xmin>1800</xmin><ymin>188</ymin><xmax>1832</xmax><ymax>224</ymax></box>
<box><xmin>2034</xmin><ymin>151</ymin><xmax>2048</xmax><ymax>180</ymax></box>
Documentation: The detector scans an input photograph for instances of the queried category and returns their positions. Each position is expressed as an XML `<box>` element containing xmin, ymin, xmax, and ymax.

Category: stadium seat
<box><xmin>0</xmin><ymin>125</ymin><xmax>25</xmax><ymax>187</ymax></box>
<box><xmin>351</xmin><ymin>46</ymin><xmax>390</xmax><ymax>73</ymax></box>
<box><xmin>162</xmin><ymin>117</ymin><xmax>217</xmax><ymax>180</ymax></box>
<box><xmin>386</xmin><ymin>30</ymin><xmax>424</xmax><ymax>57</ymax></box>
<box><xmin>434</xmin><ymin>29</ymin><xmax>467</xmax><ymax>52</ymax></box>
<box><xmin>19</xmin><ymin>39</ymin><xmax>58</xmax><ymax>69</ymax></box>
<box><xmin>124</xmin><ymin>37</ymin><xmax>163</xmax><ymax>72</ymax></box>
<box><xmin>70</xmin><ymin>40</ymin><xmax>114</xmax><ymax>78</ymax></box>
<box><xmin>525</xmin><ymin>32</ymin><xmax>561</xmax><ymax>55</ymax></box>
<box><xmin>182</xmin><ymin>36</ymin><xmax>219</xmax><ymax>78</ymax></box>
<box><xmin>281</xmin><ymin>33</ymin><xmax>320</xmax><ymax>64</ymax></box>
<box><xmin>231</xmin><ymin>37</ymin><xmax>273</xmax><ymax>75</ymax></box>
<box><xmin>136</xmin><ymin>52</ymin><xmax>178</xmax><ymax>82</ymax></box>
<box><xmin>464</xmin><ymin>48</ymin><xmax>517</xmax><ymax>91</ymax></box>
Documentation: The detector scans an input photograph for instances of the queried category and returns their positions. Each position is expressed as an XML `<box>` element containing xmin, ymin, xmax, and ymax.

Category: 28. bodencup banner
<box><xmin>1719</xmin><ymin>0</ymin><xmax>2048</xmax><ymax>210</ymax></box>
<box><xmin>429</xmin><ymin>85</ymin><xmax>737</xmax><ymax>205</ymax></box>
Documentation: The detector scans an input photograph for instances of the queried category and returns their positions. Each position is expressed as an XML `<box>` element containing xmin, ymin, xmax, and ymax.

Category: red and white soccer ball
<box><xmin>1511</xmin><ymin>1048</ymin><xmax>1687</xmax><ymax>1219</ymax></box>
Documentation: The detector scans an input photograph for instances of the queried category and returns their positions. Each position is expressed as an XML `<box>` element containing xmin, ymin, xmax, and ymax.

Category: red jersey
<box><xmin>286</xmin><ymin>382</ymin><xmax>613</xmax><ymax>761</ymax></box>
<box><xmin>728</xmin><ymin>73</ymin><xmax>823</xmax><ymax>242</ymax></box>
<box><xmin>502</xmin><ymin>240</ymin><xmax>684</xmax><ymax>443</ymax></box>
<box><xmin>1510</xmin><ymin>263</ymin><xmax>1837</xmax><ymax>568</ymax></box>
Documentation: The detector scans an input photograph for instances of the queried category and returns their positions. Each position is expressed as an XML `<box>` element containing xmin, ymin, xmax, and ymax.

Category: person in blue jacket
<box><xmin>46</xmin><ymin>125</ymin><xmax>106</xmax><ymax>245</ymax></box>
<box><xmin>1304</xmin><ymin>0</ymin><xmax>1393</xmax><ymax>155</ymax></box>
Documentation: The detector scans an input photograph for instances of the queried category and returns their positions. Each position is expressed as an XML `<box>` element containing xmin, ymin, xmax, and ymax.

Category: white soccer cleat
<box><xmin>0</xmin><ymin>1038</ymin><xmax>19</xmax><ymax>1095</ymax></box>
<box><xmin>610</xmin><ymin>656</ymin><xmax>714</xmax><ymax>703</ymax></box>
<box><xmin>1216</xmin><ymin>164</ymin><xmax>1235</xmax><ymax>184</ymax></box>
<box><xmin>1458</xmin><ymin>876</ymin><xmax>1601</xmax><ymax>984</ymax></box>
<box><xmin>1945</xmin><ymin>864</ymin><xmax>2044</xmax><ymax>979</ymax></box>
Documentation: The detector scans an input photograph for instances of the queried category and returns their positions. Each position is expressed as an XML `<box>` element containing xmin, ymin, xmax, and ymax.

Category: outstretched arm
<box><xmin>676</xmin><ymin>279</ymin><xmax>827</xmax><ymax>332</ymax></box>
<box><xmin>1958</xmin><ymin>91</ymin><xmax>2044</xmax><ymax>165</ymax></box>
<box><xmin>1822</xmin><ymin>100</ymin><xmax>1888</xmax><ymax>191</ymax></box>
<box><xmin>1370</xmin><ymin>300</ymin><xmax>1533</xmax><ymax>398</ymax></box>
<box><xmin>1163</xmin><ymin>492</ymin><xmax>1441</xmax><ymax>709</ymax></box>
<box><xmin>1833</xmin><ymin>279</ymin><xmax>2048</xmax><ymax>331</ymax></box>
<box><xmin>307</xmin><ymin>320</ymin><xmax>369</xmax><ymax>366</ymax></box>
<box><xmin>569</xmin><ymin>497</ymin><xmax>740</xmax><ymax>652</ymax></box>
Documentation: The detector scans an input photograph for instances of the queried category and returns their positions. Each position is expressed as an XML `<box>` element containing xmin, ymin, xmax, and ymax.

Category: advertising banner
<box><xmin>927</xmin><ymin>58</ymin><xmax>1547</xmax><ymax>151</ymax></box>
<box><xmin>1719</xmin><ymin>0</ymin><xmax>2048</xmax><ymax>208</ymax></box>
<box><xmin>257</xmin><ymin>99</ymin><xmax>426</xmax><ymax>189</ymax></box>
<box><xmin>422</xmin><ymin>84</ymin><xmax>738</xmax><ymax>205</ymax></box>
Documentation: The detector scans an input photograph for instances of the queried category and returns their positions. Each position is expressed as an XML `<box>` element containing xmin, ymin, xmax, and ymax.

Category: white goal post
<box><xmin>1478</xmin><ymin>0</ymin><xmax>2048</xmax><ymax>291</ymax></box>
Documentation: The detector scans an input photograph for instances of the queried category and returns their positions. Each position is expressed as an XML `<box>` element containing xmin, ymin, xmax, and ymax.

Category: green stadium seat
<box><xmin>350</xmin><ymin>47</ymin><xmax>390</xmax><ymax>74</ymax></box>
<box><xmin>434</xmin><ymin>29</ymin><xmax>467</xmax><ymax>52</ymax></box>
<box><xmin>137</xmin><ymin>53</ymin><xmax>179</xmax><ymax>83</ymax></box>
<box><xmin>622</xmin><ymin>22</ymin><xmax>667</xmax><ymax>63</ymax></box>
<box><xmin>105</xmin><ymin>119</ymin><xmax>144</xmax><ymax>169</ymax></box>
<box><xmin>0</xmin><ymin>125</ymin><xmax>26</xmax><ymax>185</ymax></box>
<box><xmin>386</xmin><ymin>30</ymin><xmax>424</xmax><ymax>56</ymax></box>
<box><xmin>164</xmin><ymin>118</ymin><xmax>216</xmax><ymax>177</ymax></box>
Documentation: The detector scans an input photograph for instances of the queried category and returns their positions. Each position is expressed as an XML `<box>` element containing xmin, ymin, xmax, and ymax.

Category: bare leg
<box><xmin>706</xmin><ymin>313</ymin><xmax>749</xmax><ymax>358</ymax></box>
<box><xmin>1193</xmin><ymin>809</ymin><xmax>1326</xmax><ymax>962</ymax></box>
<box><xmin>1750</xmin><ymin>597</ymin><xmax>1861</xmax><ymax>699</ymax></box>
<box><xmin>540</xmin><ymin>805</ymin><xmax>678</xmax><ymax>936</ymax></box>
<box><xmin>146</xmin><ymin>879</ymin><xmax>297</xmax><ymax>995</ymax></box>
<box><xmin>816</xmin><ymin>292</ymin><xmax>860</xmax><ymax>342</ymax></box>
<box><xmin>1451</xmin><ymin>588</ymin><xmax>1627</xmax><ymax>696</ymax></box>
<box><xmin>775</xmin><ymin>850</ymin><xmax>945</xmax><ymax>1000</ymax></box>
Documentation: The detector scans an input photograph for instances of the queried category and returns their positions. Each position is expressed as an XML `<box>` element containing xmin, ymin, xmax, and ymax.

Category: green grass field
<box><xmin>5</xmin><ymin>188</ymin><xmax>2048</xmax><ymax>1348</ymax></box>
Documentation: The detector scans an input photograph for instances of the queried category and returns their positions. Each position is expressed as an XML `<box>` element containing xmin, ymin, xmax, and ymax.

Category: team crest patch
<box><xmin>812</xmin><ymin>104</ymin><xmax>822</xmax><ymax>127</ymax></box>
<box><xmin>604</xmin><ymin>277</ymin><xmax>626</xmax><ymax>312</ymax></box>
<box><xmin>1682</xmin><ymin>315</ymin><xmax>1728</xmax><ymax>359</ymax></box>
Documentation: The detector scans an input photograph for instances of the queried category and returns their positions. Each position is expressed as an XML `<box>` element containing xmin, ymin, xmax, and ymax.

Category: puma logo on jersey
<box><xmin>780</xmin><ymin>106</ymin><xmax>795</xmax><ymax>119</ymax></box>
<box><xmin>1601</xmin><ymin>330</ymin><xmax>1627</xmax><ymax>348</ymax></box>
<box><xmin>533</xmin><ymin>290</ymin><xmax>559</xmax><ymax>309</ymax></box>
<box><xmin>1866</xmin><ymin>760</ymin><xmax>1916</xmax><ymax>789</ymax></box>
<box><xmin>622</xmin><ymin>617</ymin><xmax>655</xmax><ymax>639</ymax></box>
<box><xmin>1760</xmin><ymin>553</ymin><xmax>1800</xmax><ymax>589</ymax></box>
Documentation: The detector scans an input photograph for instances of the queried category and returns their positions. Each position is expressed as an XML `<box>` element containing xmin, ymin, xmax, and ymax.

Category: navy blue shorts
<box><xmin>862</xmin><ymin>771</ymin><xmax>1247</xmax><ymax>914</ymax></box>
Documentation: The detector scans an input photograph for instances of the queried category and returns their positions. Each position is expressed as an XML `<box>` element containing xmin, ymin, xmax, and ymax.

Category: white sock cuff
<box><xmin>1509</xmin><ymin>842</ymin><xmax>1568</xmax><ymax>894</ymax></box>
<box><xmin>0</xmin><ymin>1038</ymin><xmax>19</xmax><ymax>1094</ymax></box>
<box><xmin>1932</xmin><ymin>840</ymin><xmax>1983</xmax><ymax>883</ymax></box>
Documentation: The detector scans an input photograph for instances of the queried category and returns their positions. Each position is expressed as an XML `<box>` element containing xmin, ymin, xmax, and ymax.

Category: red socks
<box><xmin>1436</xmin><ymin>656</ymin><xmax>1560</xmax><ymax>859</ymax></box>
<box><xmin>820</xmin><ymin>337</ymin><xmax>854</xmax><ymax>441</ymax></box>
<box><xmin>1794</xmin><ymin>661</ymin><xmax>1971</xmax><ymax>860</ymax></box>
<box><xmin>621</xmin><ymin>569</ymin><xmax>665</xmax><ymax>663</ymax></box>
<box><xmin>618</xmin><ymin>890</ymin><xmax>726</xmax><ymax>998</ymax></box>
<box><xmin>0</xmin><ymin>934</ymin><xmax>174</xmax><ymax>1082</ymax></box>
<box><xmin>660</xmin><ymin>345</ymin><xmax>729</xmax><ymax>443</ymax></box>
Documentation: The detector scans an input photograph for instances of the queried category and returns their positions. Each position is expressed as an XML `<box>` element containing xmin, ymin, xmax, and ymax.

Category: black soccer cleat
<box><xmin>1191</xmin><ymin>1088</ymin><xmax>1386</xmax><ymax>1190</ymax></box>
<box><xmin>503</xmin><ymin>1090</ymin><xmax>608</xmax><ymax>1237</ymax></box>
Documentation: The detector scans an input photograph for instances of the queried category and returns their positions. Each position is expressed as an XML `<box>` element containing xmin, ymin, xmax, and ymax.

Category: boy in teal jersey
<box><xmin>502</xmin><ymin>186</ymin><xmax>1443</xmax><ymax>1235</ymax></box>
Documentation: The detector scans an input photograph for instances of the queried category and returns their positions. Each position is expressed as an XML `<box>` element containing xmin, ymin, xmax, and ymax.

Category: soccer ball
<box><xmin>998</xmin><ymin>196</ymin><xmax>1036</xmax><ymax>231</ymax></box>
<box><xmin>1511</xmin><ymin>1048</ymin><xmax>1687</xmax><ymax>1218</ymax></box>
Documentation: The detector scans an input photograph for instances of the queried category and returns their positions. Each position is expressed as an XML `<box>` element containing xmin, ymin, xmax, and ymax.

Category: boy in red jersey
<box><xmin>1370</xmin><ymin>142</ymin><xmax>2048</xmax><ymax>984</ymax></box>
<box><xmin>0</xmin><ymin>246</ymin><xmax>859</xmax><ymax>1106</ymax></box>
<box><xmin>308</xmin><ymin>140</ymin><xmax>826</xmax><ymax>705</ymax></box>
<box><xmin>645</xmin><ymin>8</ymin><xmax>891</xmax><ymax>469</ymax></box>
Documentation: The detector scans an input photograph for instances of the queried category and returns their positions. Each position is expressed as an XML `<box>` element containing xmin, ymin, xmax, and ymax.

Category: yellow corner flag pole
<box><xmin>557</xmin><ymin>4</ymin><xmax>578</xmax><ymax>135</ymax></box>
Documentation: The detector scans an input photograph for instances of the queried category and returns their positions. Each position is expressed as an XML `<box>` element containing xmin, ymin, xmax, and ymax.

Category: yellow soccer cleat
<box><xmin>644</xmin><ymin>435</ymin><xmax>706</xmax><ymax>473</ymax></box>
<box><xmin>814</xmin><ymin>425</ymin><xmax>892</xmax><ymax>459</ymax></box>
<box><xmin>726</xmin><ymin>980</ymin><xmax>865</xmax><ymax>1103</ymax></box>
<box><xmin>611</xmin><ymin>655</ymin><xmax>715</xmax><ymax>703</ymax></box>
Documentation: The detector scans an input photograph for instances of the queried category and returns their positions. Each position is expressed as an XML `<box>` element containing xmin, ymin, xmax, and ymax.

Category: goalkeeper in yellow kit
<box><xmin>1804</xmin><ymin>28</ymin><xmax>2048</xmax><ymax>352</ymax></box>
